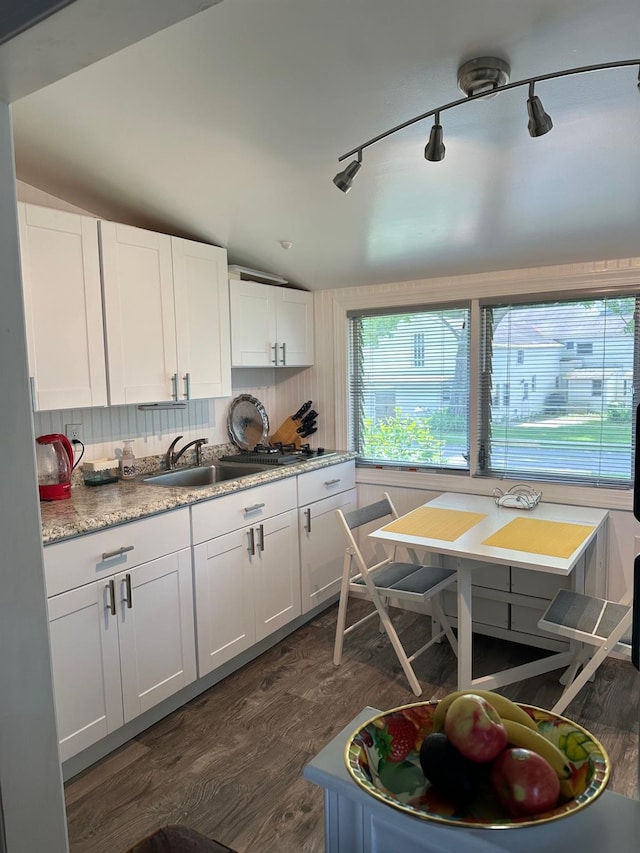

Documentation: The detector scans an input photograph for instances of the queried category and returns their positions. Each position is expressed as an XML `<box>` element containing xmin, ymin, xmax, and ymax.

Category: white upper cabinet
<box><xmin>230</xmin><ymin>279</ymin><xmax>314</xmax><ymax>367</ymax></box>
<box><xmin>18</xmin><ymin>203</ymin><xmax>107</xmax><ymax>411</ymax></box>
<box><xmin>100</xmin><ymin>221</ymin><xmax>230</xmax><ymax>404</ymax></box>
<box><xmin>172</xmin><ymin>236</ymin><xmax>231</xmax><ymax>400</ymax></box>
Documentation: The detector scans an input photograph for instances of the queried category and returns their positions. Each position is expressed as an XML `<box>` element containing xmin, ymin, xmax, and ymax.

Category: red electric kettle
<box><xmin>36</xmin><ymin>433</ymin><xmax>77</xmax><ymax>501</ymax></box>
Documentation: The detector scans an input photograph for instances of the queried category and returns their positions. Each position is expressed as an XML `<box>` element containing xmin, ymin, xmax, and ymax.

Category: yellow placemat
<box><xmin>380</xmin><ymin>506</ymin><xmax>487</xmax><ymax>541</ymax></box>
<box><xmin>481</xmin><ymin>516</ymin><xmax>595</xmax><ymax>559</ymax></box>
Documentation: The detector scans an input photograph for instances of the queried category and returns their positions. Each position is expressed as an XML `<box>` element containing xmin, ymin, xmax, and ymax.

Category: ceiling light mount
<box><xmin>457</xmin><ymin>56</ymin><xmax>511</xmax><ymax>98</ymax></box>
<box><xmin>333</xmin><ymin>56</ymin><xmax>640</xmax><ymax>190</ymax></box>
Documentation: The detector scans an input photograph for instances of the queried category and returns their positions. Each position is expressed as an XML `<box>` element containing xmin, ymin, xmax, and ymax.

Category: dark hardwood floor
<box><xmin>64</xmin><ymin>602</ymin><xmax>640</xmax><ymax>852</ymax></box>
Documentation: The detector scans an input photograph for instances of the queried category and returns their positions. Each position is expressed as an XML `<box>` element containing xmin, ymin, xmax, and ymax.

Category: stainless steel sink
<box><xmin>141</xmin><ymin>462</ymin><xmax>270</xmax><ymax>488</ymax></box>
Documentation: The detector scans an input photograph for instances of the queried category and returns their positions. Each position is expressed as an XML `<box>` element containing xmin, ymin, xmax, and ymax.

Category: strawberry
<box><xmin>374</xmin><ymin>715</ymin><xmax>417</xmax><ymax>763</ymax></box>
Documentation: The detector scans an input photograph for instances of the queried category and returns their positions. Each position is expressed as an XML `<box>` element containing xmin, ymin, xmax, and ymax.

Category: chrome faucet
<box><xmin>165</xmin><ymin>435</ymin><xmax>208</xmax><ymax>469</ymax></box>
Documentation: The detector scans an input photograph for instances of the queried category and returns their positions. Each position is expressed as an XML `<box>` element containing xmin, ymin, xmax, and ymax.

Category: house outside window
<box><xmin>413</xmin><ymin>331</ymin><xmax>426</xmax><ymax>367</ymax></box>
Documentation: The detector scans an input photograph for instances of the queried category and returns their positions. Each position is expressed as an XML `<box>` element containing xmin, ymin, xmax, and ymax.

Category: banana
<box><xmin>432</xmin><ymin>689</ymin><xmax>538</xmax><ymax>733</ymax></box>
<box><xmin>501</xmin><ymin>719</ymin><xmax>572</xmax><ymax>781</ymax></box>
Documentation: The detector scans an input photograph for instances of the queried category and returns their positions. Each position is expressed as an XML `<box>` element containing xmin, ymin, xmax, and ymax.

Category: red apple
<box><xmin>491</xmin><ymin>747</ymin><xmax>560</xmax><ymax>817</ymax></box>
<box><xmin>443</xmin><ymin>693</ymin><xmax>508</xmax><ymax>763</ymax></box>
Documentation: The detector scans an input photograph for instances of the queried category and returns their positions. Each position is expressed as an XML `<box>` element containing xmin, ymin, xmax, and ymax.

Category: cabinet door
<box><xmin>252</xmin><ymin>509</ymin><xmax>301</xmax><ymax>642</ymax></box>
<box><xmin>229</xmin><ymin>279</ymin><xmax>277</xmax><ymax>366</ymax></box>
<box><xmin>100</xmin><ymin>221</ymin><xmax>177</xmax><ymax>404</ymax></box>
<box><xmin>18</xmin><ymin>203</ymin><xmax>107</xmax><ymax>410</ymax></box>
<box><xmin>276</xmin><ymin>287</ymin><xmax>314</xmax><ymax>367</ymax></box>
<box><xmin>172</xmin><ymin>237</ymin><xmax>231</xmax><ymax>399</ymax></box>
<box><xmin>48</xmin><ymin>581</ymin><xmax>123</xmax><ymax>762</ymax></box>
<box><xmin>193</xmin><ymin>529</ymin><xmax>256</xmax><ymax>677</ymax></box>
<box><xmin>300</xmin><ymin>488</ymin><xmax>357</xmax><ymax>613</ymax></box>
<box><xmin>117</xmin><ymin>549</ymin><xmax>196</xmax><ymax>721</ymax></box>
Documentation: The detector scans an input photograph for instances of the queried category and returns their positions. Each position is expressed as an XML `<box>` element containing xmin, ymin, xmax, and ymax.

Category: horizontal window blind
<box><xmin>479</xmin><ymin>296</ymin><xmax>638</xmax><ymax>486</ymax></box>
<box><xmin>349</xmin><ymin>307</ymin><xmax>470</xmax><ymax>470</ymax></box>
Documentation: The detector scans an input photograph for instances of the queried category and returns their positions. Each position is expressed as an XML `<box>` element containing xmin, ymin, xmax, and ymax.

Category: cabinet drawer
<box><xmin>511</xmin><ymin>567</ymin><xmax>571</xmax><ymax>599</ymax></box>
<box><xmin>191</xmin><ymin>476</ymin><xmax>297</xmax><ymax>544</ymax></box>
<box><xmin>443</xmin><ymin>590</ymin><xmax>510</xmax><ymax>629</ymax></box>
<box><xmin>297</xmin><ymin>461</ymin><xmax>356</xmax><ymax>506</ymax></box>
<box><xmin>44</xmin><ymin>509</ymin><xmax>190</xmax><ymax>597</ymax></box>
<box><xmin>439</xmin><ymin>557</ymin><xmax>510</xmax><ymax>591</ymax></box>
<box><xmin>511</xmin><ymin>602</ymin><xmax>569</xmax><ymax>645</ymax></box>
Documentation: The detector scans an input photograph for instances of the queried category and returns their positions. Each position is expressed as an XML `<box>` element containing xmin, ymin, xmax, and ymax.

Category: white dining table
<box><xmin>368</xmin><ymin>492</ymin><xmax>609</xmax><ymax>691</ymax></box>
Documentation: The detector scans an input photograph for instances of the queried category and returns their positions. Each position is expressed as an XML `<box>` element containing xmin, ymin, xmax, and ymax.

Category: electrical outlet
<box><xmin>65</xmin><ymin>423</ymin><xmax>82</xmax><ymax>443</ymax></box>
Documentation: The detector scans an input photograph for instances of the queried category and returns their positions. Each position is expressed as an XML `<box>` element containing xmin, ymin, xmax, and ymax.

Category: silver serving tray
<box><xmin>227</xmin><ymin>394</ymin><xmax>269</xmax><ymax>451</ymax></box>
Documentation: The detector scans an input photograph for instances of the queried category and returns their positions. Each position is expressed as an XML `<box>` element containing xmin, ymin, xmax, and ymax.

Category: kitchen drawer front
<box><xmin>443</xmin><ymin>589</ymin><xmax>510</xmax><ymax>629</ymax></box>
<box><xmin>297</xmin><ymin>461</ymin><xmax>356</xmax><ymax>506</ymax></box>
<box><xmin>511</xmin><ymin>567</ymin><xmax>571</xmax><ymax>599</ymax></box>
<box><xmin>511</xmin><ymin>601</ymin><xmax>569</xmax><ymax>645</ymax></box>
<box><xmin>44</xmin><ymin>508</ymin><xmax>190</xmax><ymax>597</ymax></box>
<box><xmin>439</xmin><ymin>556</ymin><xmax>510</xmax><ymax>591</ymax></box>
<box><xmin>191</xmin><ymin>476</ymin><xmax>297</xmax><ymax>544</ymax></box>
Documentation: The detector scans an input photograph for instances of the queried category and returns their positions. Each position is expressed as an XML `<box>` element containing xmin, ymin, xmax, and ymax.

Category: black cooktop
<box><xmin>220</xmin><ymin>444</ymin><xmax>333</xmax><ymax>466</ymax></box>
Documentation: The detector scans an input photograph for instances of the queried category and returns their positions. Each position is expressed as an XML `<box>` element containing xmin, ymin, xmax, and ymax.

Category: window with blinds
<box><xmin>479</xmin><ymin>295</ymin><xmax>639</xmax><ymax>486</ymax></box>
<box><xmin>348</xmin><ymin>307</ymin><xmax>470</xmax><ymax>470</ymax></box>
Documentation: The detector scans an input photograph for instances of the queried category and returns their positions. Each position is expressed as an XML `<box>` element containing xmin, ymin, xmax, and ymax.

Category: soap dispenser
<box><xmin>120</xmin><ymin>440</ymin><xmax>137</xmax><ymax>480</ymax></box>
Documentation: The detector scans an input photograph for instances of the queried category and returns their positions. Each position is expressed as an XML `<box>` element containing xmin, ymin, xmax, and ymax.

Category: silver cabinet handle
<box><xmin>29</xmin><ymin>376</ymin><xmax>37</xmax><ymax>411</ymax></box>
<box><xmin>247</xmin><ymin>527</ymin><xmax>255</xmax><ymax>556</ymax></box>
<box><xmin>244</xmin><ymin>502</ymin><xmax>265</xmax><ymax>513</ymax></box>
<box><xmin>183</xmin><ymin>372</ymin><xmax>191</xmax><ymax>400</ymax></box>
<box><xmin>280</xmin><ymin>342</ymin><xmax>286</xmax><ymax>365</ymax></box>
<box><xmin>171</xmin><ymin>372</ymin><xmax>178</xmax><ymax>401</ymax></box>
<box><xmin>272</xmin><ymin>343</ymin><xmax>279</xmax><ymax>366</ymax></box>
<box><xmin>124</xmin><ymin>573</ymin><xmax>133</xmax><ymax>609</ymax></box>
<box><xmin>304</xmin><ymin>507</ymin><xmax>312</xmax><ymax>533</ymax></box>
<box><xmin>324</xmin><ymin>478</ymin><xmax>341</xmax><ymax>486</ymax></box>
<box><xmin>101</xmin><ymin>545</ymin><xmax>134</xmax><ymax>561</ymax></box>
<box><xmin>107</xmin><ymin>579</ymin><xmax>116</xmax><ymax>615</ymax></box>
<box><xmin>256</xmin><ymin>523</ymin><xmax>265</xmax><ymax>552</ymax></box>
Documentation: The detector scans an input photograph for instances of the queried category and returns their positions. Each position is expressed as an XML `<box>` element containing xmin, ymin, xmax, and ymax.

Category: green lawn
<box><xmin>489</xmin><ymin>415</ymin><xmax>632</xmax><ymax>445</ymax></box>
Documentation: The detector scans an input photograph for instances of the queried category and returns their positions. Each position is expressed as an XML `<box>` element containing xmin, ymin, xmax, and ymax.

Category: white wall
<box><xmin>0</xmin><ymin>112</ymin><xmax>68</xmax><ymax>852</ymax></box>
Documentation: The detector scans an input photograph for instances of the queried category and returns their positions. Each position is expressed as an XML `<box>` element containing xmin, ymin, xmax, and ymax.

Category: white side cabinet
<box><xmin>44</xmin><ymin>510</ymin><xmax>196</xmax><ymax>762</ymax></box>
<box><xmin>229</xmin><ymin>279</ymin><xmax>314</xmax><ymax>367</ymax></box>
<box><xmin>297</xmin><ymin>461</ymin><xmax>357</xmax><ymax>613</ymax></box>
<box><xmin>192</xmin><ymin>478</ymin><xmax>301</xmax><ymax>676</ymax></box>
<box><xmin>100</xmin><ymin>221</ymin><xmax>230</xmax><ymax>404</ymax></box>
<box><xmin>18</xmin><ymin>202</ymin><xmax>107</xmax><ymax>410</ymax></box>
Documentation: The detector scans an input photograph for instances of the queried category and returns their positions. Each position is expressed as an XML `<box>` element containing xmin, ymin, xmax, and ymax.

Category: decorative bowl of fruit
<box><xmin>345</xmin><ymin>691</ymin><xmax>610</xmax><ymax>829</ymax></box>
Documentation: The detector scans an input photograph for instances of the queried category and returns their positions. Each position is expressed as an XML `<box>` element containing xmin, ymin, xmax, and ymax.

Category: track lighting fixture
<box><xmin>526</xmin><ymin>81</ymin><xmax>553</xmax><ymax>137</ymax></box>
<box><xmin>333</xmin><ymin>56</ymin><xmax>640</xmax><ymax>189</ymax></box>
<box><xmin>333</xmin><ymin>152</ymin><xmax>362</xmax><ymax>193</ymax></box>
<box><xmin>424</xmin><ymin>111</ymin><xmax>445</xmax><ymax>161</ymax></box>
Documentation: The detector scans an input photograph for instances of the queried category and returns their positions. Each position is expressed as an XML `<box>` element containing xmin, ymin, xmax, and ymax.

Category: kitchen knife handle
<box><xmin>292</xmin><ymin>401</ymin><xmax>313</xmax><ymax>421</ymax></box>
<box><xmin>301</xmin><ymin>426</ymin><xmax>318</xmax><ymax>438</ymax></box>
<box><xmin>280</xmin><ymin>342</ymin><xmax>286</xmax><ymax>365</ymax></box>
<box><xmin>272</xmin><ymin>343</ymin><xmax>279</xmax><ymax>366</ymax></box>
<box><xmin>297</xmin><ymin>420</ymin><xmax>317</xmax><ymax>434</ymax></box>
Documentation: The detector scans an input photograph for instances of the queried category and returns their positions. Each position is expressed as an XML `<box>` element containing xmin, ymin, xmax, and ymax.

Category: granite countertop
<box><xmin>40</xmin><ymin>451</ymin><xmax>356</xmax><ymax>545</ymax></box>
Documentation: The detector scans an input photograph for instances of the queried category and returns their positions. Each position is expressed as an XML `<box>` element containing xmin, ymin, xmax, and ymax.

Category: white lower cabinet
<box><xmin>44</xmin><ymin>510</ymin><xmax>196</xmax><ymax>762</ymax></box>
<box><xmin>297</xmin><ymin>461</ymin><xmax>357</xmax><ymax>613</ymax></box>
<box><xmin>192</xmin><ymin>478</ymin><xmax>301</xmax><ymax>677</ymax></box>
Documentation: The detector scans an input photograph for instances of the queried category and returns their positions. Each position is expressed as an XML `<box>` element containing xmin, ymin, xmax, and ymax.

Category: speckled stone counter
<box><xmin>40</xmin><ymin>451</ymin><xmax>356</xmax><ymax>544</ymax></box>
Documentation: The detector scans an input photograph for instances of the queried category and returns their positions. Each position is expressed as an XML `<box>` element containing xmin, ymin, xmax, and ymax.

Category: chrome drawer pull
<box><xmin>247</xmin><ymin>527</ymin><xmax>255</xmax><ymax>556</ymax></box>
<box><xmin>304</xmin><ymin>507</ymin><xmax>312</xmax><ymax>533</ymax></box>
<box><xmin>272</xmin><ymin>343</ymin><xmax>278</xmax><ymax>365</ymax></box>
<box><xmin>183</xmin><ymin>372</ymin><xmax>191</xmax><ymax>400</ymax></box>
<box><xmin>124</xmin><ymin>573</ymin><xmax>133</xmax><ymax>609</ymax></box>
<box><xmin>324</xmin><ymin>478</ymin><xmax>341</xmax><ymax>486</ymax></box>
<box><xmin>244</xmin><ymin>502</ymin><xmax>265</xmax><ymax>513</ymax></box>
<box><xmin>107</xmin><ymin>579</ymin><xmax>116</xmax><ymax>615</ymax></box>
<box><xmin>257</xmin><ymin>523</ymin><xmax>265</xmax><ymax>551</ymax></box>
<box><xmin>280</xmin><ymin>342</ymin><xmax>286</xmax><ymax>365</ymax></box>
<box><xmin>102</xmin><ymin>545</ymin><xmax>134</xmax><ymax>560</ymax></box>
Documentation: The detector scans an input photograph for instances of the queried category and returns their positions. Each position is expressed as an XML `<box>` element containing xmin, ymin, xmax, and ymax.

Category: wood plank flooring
<box><xmin>64</xmin><ymin>603</ymin><xmax>640</xmax><ymax>852</ymax></box>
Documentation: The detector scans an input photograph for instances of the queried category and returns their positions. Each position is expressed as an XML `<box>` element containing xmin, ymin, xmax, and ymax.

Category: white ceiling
<box><xmin>8</xmin><ymin>0</ymin><xmax>640</xmax><ymax>291</ymax></box>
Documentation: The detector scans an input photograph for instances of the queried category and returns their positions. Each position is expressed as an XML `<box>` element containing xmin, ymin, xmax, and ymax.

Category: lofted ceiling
<box><xmin>8</xmin><ymin>0</ymin><xmax>640</xmax><ymax>291</ymax></box>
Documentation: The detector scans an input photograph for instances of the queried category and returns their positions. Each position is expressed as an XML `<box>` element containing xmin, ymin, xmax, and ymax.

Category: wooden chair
<box><xmin>538</xmin><ymin>588</ymin><xmax>633</xmax><ymax>714</ymax></box>
<box><xmin>333</xmin><ymin>493</ymin><xmax>458</xmax><ymax>695</ymax></box>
